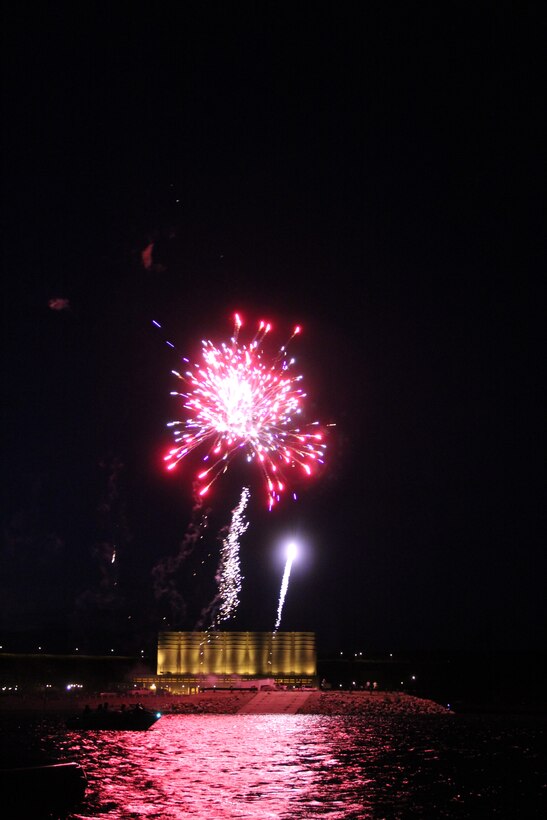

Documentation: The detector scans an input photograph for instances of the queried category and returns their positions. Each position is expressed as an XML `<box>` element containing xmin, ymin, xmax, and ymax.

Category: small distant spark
<box><xmin>48</xmin><ymin>297</ymin><xmax>70</xmax><ymax>311</ymax></box>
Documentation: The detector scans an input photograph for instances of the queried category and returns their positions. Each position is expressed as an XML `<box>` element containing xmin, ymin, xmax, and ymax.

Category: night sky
<box><xmin>3</xmin><ymin>4</ymin><xmax>544</xmax><ymax>656</ymax></box>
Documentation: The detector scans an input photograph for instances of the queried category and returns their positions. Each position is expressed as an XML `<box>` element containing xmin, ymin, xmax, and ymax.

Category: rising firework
<box><xmin>274</xmin><ymin>541</ymin><xmax>297</xmax><ymax>632</ymax></box>
<box><xmin>160</xmin><ymin>313</ymin><xmax>326</xmax><ymax>509</ymax></box>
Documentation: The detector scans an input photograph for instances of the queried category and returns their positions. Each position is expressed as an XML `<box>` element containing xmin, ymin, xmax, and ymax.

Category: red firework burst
<box><xmin>163</xmin><ymin>313</ymin><xmax>326</xmax><ymax>508</ymax></box>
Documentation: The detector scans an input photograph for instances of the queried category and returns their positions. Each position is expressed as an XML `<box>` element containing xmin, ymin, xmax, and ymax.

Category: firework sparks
<box><xmin>161</xmin><ymin>313</ymin><xmax>326</xmax><ymax>508</ymax></box>
<box><xmin>274</xmin><ymin>541</ymin><xmax>297</xmax><ymax>632</ymax></box>
<box><xmin>215</xmin><ymin>487</ymin><xmax>249</xmax><ymax>625</ymax></box>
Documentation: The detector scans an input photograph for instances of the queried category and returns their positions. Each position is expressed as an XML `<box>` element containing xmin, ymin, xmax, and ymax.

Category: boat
<box><xmin>66</xmin><ymin>704</ymin><xmax>162</xmax><ymax>730</ymax></box>
<box><xmin>0</xmin><ymin>761</ymin><xmax>87</xmax><ymax>818</ymax></box>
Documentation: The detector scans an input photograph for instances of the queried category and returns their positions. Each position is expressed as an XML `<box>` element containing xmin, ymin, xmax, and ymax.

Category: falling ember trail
<box><xmin>274</xmin><ymin>542</ymin><xmax>297</xmax><ymax>632</ymax></box>
<box><xmin>157</xmin><ymin>313</ymin><xmax>326</xmax><ymax>509</ymax></box>
<box><xmin>215</xmin><ymin>487</ymin><xmax>250</xmax><ymax>626</ymax></box>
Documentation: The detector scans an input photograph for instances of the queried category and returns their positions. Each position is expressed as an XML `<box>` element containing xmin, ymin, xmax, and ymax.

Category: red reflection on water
<box><xmin>18</xmin><ymin>708</ymin><xmax>542</xmax><ymax>817</ymax></box>
<box><xmin>64</xmin><ymin>714</ymin><xmax>369</xmax><ymax>819</ymax></box>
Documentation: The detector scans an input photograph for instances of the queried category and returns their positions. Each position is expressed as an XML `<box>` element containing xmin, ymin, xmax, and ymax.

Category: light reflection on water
<box><xmin>22</xmin><ymin>713</ymin><xmax>547</xmax><ymax>818</ymax></box>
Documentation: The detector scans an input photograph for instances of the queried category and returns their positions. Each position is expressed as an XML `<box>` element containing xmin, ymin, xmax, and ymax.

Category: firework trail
<box><xmin>214</xmin><ymin>486</ymin><xmax>249</xmax><ymax>625</ymax></box>
<box><xmin>151</xmin><ymin>485</ymin><xmax>209</xmax><ymax>627</ymax></box>
<box><xmin>274</xmin><ymin>541</ymin><xmax>297</xmax><ymax>632</ymax></box>
<box><xmin>156</xmin><ymin>313</ymin><xmax>326</xmax><ymax>509</ymax></box>
<box><xmin>195</xmin><ymin>485</ymin><xmax>251</xmax><ymax>630</ymax></box>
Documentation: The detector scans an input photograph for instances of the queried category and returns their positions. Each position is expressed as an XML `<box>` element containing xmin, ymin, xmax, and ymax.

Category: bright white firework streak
<box><xmin>274</xmin><ymin>542</ymin><xmax>297</xmax><ymax>632</ymax></box>
<box><xmin>216</xmin><ymin>487</ymin><xmax>250</xmax><ymax>624</ymax></box>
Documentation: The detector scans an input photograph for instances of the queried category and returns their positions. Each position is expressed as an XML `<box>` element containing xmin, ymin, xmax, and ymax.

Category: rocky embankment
<box><xmin>298</xmin><ymin>691</ymin><xmax>450</xmax><ymax>715</ymax></box>
<box><xmin>1</xmin><ymin>690</ymin><xmax>449</xmax><ymax>715</ymax></box>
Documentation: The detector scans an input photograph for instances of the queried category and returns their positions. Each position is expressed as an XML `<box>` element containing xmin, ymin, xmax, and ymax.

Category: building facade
<box><xmin>134</xmin><ymin>631</ymin><xmax>317</xmax><ymax>692</ymax></box>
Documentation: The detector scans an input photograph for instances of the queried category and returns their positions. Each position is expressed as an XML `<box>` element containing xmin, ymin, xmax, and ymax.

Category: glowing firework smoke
<box><xmin>274</xmin><ymin>541</ymin><xmax>297</xmax><ymax>632</ymax></box>
<box><xmin>215</xmin><ymin>487</ymin><xmax>250</xmax><ymax>625</ymax></box>
<box><xmin>160</xmin><ymin>313</ymin><xmax>326</xmax><ymax>509</ymax></box>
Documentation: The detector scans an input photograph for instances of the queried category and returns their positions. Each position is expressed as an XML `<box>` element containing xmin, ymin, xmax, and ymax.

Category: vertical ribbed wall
<box><xmin>157</xmin><ymin>631</ymin><xmax>316</xmax><ymax>676</ymax></box>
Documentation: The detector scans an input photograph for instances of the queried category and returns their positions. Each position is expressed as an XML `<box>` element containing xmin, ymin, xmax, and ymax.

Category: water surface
<box><xmin>2</xmin><ymin>712</ymin><xmax>546</xmax><ymax>818</ymax></box>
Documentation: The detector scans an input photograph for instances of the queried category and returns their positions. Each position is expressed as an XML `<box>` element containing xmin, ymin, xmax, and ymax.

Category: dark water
<box><xmin>2</xmin><ymin>712</ymin><xmax>546</xmax><ymax>818</ymax></box>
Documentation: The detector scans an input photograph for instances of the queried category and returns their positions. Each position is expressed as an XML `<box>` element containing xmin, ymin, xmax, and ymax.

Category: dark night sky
<box><xmin>2</xmin><ymin>3</ymin><xmax>544</xmax><ymax>656</ymax></box>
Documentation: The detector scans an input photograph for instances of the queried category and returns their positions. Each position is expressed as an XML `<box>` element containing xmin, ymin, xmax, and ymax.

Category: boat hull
<box><xmin>0</xmin><ymin>761</ymin><xmax>87</xmax><ymax>818</ymax></box>
<box><xmin>66</xmin><ymin>707</ymin><xmax>161</xmax><ymax>730</ymax></box>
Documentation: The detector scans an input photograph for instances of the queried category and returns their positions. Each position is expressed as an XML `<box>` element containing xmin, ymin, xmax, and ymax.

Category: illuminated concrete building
<box><xmin>135</xmin><ymin>631</ymin><xmax>317</xmax><ymax>692</ymax></box>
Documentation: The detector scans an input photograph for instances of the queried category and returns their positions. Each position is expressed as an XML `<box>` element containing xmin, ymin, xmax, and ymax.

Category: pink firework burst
<box><xmin>163</xmin><ymin>313</ymin><xmax>326</xmax><ymax>508</ymax></box>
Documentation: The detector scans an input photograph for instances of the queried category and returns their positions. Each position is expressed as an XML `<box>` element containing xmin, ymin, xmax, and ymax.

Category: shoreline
<box><xmin>1</xmin><ymin>690</ymin><xmax>451</xmax><ymax>716</ymax></box>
